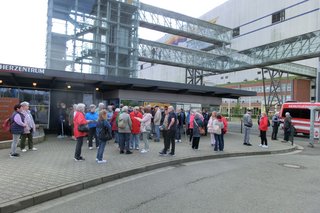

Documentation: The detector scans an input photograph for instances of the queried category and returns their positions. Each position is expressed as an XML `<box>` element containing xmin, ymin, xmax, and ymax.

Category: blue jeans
<box><xmin>175</xmin><ymin>125</ymin><xmax>183</xmax><ymax>140</ymax></box>
<box><xmin>113</xmin><ymin>131</ymin><xmax>119</xmax><ymax>143</ymax></box>
<box><xmin>155</xmin><ymin>125</ymin><xmax>160</xmax><ymax>141</ymax></box>
<box><xmin>119</xmin><ymin>133</ymin><xmax>131</xmax><ymax>151</ymax></box>
<box><xmin>96</xmin><ymin>140</ymin><xmax>107</xmax><ymax>161</ymax></box>
<box><xmin>130</xmin><ymin>133</ymin><xmax>140</xmax><ymax>149</ymax></box>
<box><xmin>214</xmin><ymin>134</ymin><xmax>223</xmax><ymax>151</ymax></box>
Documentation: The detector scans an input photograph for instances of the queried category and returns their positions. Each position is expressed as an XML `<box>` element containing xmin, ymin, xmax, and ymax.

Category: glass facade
<box><xmin>47</xmin><ymin>0</ymin><xmax>139</xmax><ymax>77</ymax></box>
<box><xmin>0</xmin><ymin>88</ymin><xmax>50</xmax><ymax>127</ymax></box>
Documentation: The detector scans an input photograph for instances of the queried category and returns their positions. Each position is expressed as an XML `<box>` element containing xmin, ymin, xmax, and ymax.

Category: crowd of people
<box><xmin>7</xmin><ymin>101</ymin><xmax>295</xmax><ymax>162</ymax></box>
<box><xmin>242</xmin><ymin>109</ymin><xmax>294</xmax><ymax>148</ymax></box>
<box><xmin>68</xmin><ymin>103</ymin><xmax>230</xmax><ymax>163</ymax></box>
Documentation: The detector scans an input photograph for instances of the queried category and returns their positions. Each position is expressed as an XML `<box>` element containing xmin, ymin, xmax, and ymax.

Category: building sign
<box><xmin>0</xmin><ymin>97</ymin><xmax>19</xmax><ymax>141</ymax></box>
<box><xmin>0</xmin><ymin>63</ymin><xmax>45</xmax><ymax>74</ymax></box>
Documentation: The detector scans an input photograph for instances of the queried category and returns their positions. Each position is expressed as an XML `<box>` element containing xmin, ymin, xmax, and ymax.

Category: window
<box><xmin>225</xmin><ymin>76</ymin><xmax>228</xmax><ymax>79</ymax></box>
<box><xmin>232</xmin><ymin>27</ymin><xmax>240</xmax><ymax>37</ymax></box>
<box><xmin>272</xmin><ymin>10</ymin><xmax>285</xmax><ymax>24</ymax></box>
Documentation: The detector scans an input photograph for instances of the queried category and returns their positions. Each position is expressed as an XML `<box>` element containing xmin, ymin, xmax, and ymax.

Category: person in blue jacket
<box><xmin>85</xmin><ymin>104</ymin><xmax>99</xmax><ymax>149</ymax></box>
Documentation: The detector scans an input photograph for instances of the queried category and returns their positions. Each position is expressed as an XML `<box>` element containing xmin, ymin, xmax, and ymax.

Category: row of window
<box><xmin>233</xmin><ymin>9</ymin><xmax>285</xmax><ymax>37</ymax></box>
<box><xmin>243</xmin><ymin>84</ymin><xmax>291</xmax><ymax>92</ymax></box>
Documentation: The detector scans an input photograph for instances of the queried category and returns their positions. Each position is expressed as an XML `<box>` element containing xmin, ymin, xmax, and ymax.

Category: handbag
<box><xmin>194</xmin><ymin>120</ymin><xmax>205</xmax><ymax>136</ymax></box>
<box><xmin>98</xmin><ymin>124</ymin><xmax>112</xmax><ymax>141</ymax></box>
<box><xmin>78</xmin><ymin>124</ymin><xmax>89</xmax><ymax>132</ymax></box>
<box><xmin>199</xmin><ymin>127</ymin><xmax>205</xmax><ymax>135</ymax></box>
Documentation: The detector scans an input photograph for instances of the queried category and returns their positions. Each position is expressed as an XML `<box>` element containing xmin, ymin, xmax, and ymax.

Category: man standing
<box><xmin>283</xmin><ymin>112</ymin><xmax>292</xmax><ymax>143</ymax></box>
<box><xmin>153</xmin><ymin>105</ymin><xmax>162</xmax><ymax>142</ymax></box>
<box><xmin>130</xmin><ymin>106</ymin><xmax>142</xmax><ymax>150</ymax></box>
<box><xmin>242</xmin><ymin>109</ymin><xmax>253</xmax><ymax>146</ymax></box>
<box><xmin>118</xmin><ymin>106</ymin><xmax>132</xmax><ymax>154</ymax></box>
<box><xmin>20</xmin><ymin>102</ymin><xmax>37</xmax><ymax>152</ymax></box>
<box><xmin>166</xmin><ymin>106</ymin><xmax>177</xmax><ymax>156</ymax></box>
<box><xmin>271</xmin><ymin>112</ymin><xmax>280</xmax><ymax>140</ymax></box>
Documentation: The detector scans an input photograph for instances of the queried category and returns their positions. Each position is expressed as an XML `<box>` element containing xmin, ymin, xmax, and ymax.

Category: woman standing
<box><xmin>110</xmin><ymin>108</ymin><xmax>120</xmax><ymax>144</ymax></box>
<box><xmin>96</xmin><ymin>110</ymin><xmax>112</xmax><ymax>163</ymax></box>
<box><xmin>10</xmin><ymin>104</ymin><xmax>26</xmax><ymax>157</ymax></box>
<box><xmin>192</xmin><ymin>112</ymin><xmax>203</xmax><ymax>150</ymax></box>
<box><xmin>207</xmin><ymin>111</ymin><xmax>217</xmax><ymax>146</ymax></box>
<box><xmin>259</xmin><ymin>112</ymin><xmax>269</xmax><ymax>148</ymax></box>
<box><xmin>73</xmin><ymin>103</ymin><xmax>90</xmax><ymax>161</ymax></box>
<box><xmin>136</xmin><ymin>107</ymin><xmax>153</xmax><ymax>153</ymax></box>
<box><xmin>213</xmin><ymin>115</ymin><xmax>224</xmax><ymax>151</ymax></box>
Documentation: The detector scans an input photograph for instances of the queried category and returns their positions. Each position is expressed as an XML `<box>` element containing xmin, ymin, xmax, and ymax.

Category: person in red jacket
<box><xmin>110</xmin><ymin>108</ymin><xmax>120</xmax><ymax>144</ymax></box>
<box><xmin>220</xmin><ymin>114</ymin><xmax>228</xmax><ymax>148</ymax></box>
<box><xmin>130</xmin><ymin>106</ymin><xmax>143</xmax><ymax>150</ymax></box>
<box><xmin>73</xmin><ymin>103</ymin><xmax>90</xmax><ymax>161</ymax></box>
<box><xmin>258</xmin><ymin>112</ymin><xmax>269</xmax><ymax>148</ymax></box>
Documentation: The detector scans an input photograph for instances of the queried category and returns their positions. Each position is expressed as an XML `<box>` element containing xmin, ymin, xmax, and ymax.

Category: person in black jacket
<box><xmin>271</xmin><ymin>112</ymin><xmax>280</xmax><ymax>140</ymax></box>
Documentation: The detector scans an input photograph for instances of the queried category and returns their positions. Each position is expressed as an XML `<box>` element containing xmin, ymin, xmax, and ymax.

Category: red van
<box><xmin>279</xmin><ymin>102</ymin><xmax>320</xmax><ymax>137</ymax></box>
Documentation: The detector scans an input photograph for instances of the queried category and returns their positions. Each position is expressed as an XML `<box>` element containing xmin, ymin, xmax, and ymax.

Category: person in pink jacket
<box><xmin>259</xmin><ymin>112</ymin><xmax>269</xmax><ymax>148</ymax></box>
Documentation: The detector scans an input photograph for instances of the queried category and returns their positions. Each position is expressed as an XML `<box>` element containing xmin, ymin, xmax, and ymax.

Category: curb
<box><xmin>0</xmin><ymin>145</ymin><xmax>298</xmax><ymax>213</ymax></box>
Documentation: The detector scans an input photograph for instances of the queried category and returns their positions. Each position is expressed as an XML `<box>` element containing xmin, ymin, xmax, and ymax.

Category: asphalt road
<box><xmin>19</xmin><ymin>145</ymin><xmax>320</xmax><ymax>213</ymax></box>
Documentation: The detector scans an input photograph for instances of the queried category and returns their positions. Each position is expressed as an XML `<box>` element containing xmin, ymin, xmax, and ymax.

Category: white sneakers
<box><xmin>97</xmin><ymin>160</ymin><xmax>107</xmax><ymax>164</ymax></box>
<box><xmin>22</xmin><ymin>147</ymin><xmax>37</xmax><ymax>152</ymax></box>
<box><xmin>262</xmin><ymin>145</ymin><xmax>269</xmax><ymax>148</ymax></box>
<box><xmin>140</xmin><ymin>149</ymin><xmax>149</xmax><ymax>153</ymax></box>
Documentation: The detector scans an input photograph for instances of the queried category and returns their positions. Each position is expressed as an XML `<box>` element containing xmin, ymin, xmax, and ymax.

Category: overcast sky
<box><xmin>0</xmin><ymin>0</ymin><xmax>228</xmax><ymax>68</ymax></box>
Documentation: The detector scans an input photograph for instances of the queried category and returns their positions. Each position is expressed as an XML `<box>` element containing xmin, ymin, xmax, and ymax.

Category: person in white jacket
<box><xmin>207</xmin><ymin>111</ymin><xmax>217</xmax><ymax>147</ymax></box>
<box><xmin>20</xmin><ymin>101</ymin><xmax>37</xmax><ymax>152</ymax></box>
<box><xmin>136</xmin><ymin>107</ymin><xmax>153</xmax><ymax>153</ymax></box>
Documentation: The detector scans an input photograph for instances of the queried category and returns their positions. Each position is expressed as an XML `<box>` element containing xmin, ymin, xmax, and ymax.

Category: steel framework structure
<box><xmin>47</xmin><ymin>0</ymin><xmax>139</xmax><ymax>77</ymax></box>
<box><xmin>138</xmin><ymin>30</ymin><xmax>320</xmax><ymax>77</ymax></box>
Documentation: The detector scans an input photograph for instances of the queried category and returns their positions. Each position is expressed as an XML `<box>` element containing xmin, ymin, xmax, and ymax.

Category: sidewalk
<box><xmin>0</xmin><ymin>132</ymin><xmax>298</xmax><ymax>213</ymax></box>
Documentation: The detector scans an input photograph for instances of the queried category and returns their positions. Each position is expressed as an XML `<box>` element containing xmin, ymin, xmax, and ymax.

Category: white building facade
<box><xmin>138</xmin><ymin>0</ymin><xmax>320</xmax><ymax>105</ymax></box>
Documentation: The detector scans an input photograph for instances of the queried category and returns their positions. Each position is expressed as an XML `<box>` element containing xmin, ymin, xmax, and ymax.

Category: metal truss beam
<box><xmin>139</xmin><ymin>30</ymin><xmax>320</xmax><ymax>78</ymax></box>
<box><xmin>139</xmin><ymin>3</ymin><xmax>232</xmax><ymax>46</ymax></box>
<box><xmin>185</xmin><ymin>68</ymin><xmax>203</xmax><ymax>85</ymax></box>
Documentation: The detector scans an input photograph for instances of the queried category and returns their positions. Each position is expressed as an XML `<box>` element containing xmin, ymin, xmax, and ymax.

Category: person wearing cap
<box><xmin>271</xmin><ymin>112</ymin><xmax>280</xmax><ymax>140</ymax></box>
<box><xmin>283</xmin><ymin>112</ymin><xmax>292</xmax><ymax>143</ymax></box>
<box><xmin>9</xmin><ymin>104</ymin><xmax>26</xmax><ymax>157</ymax></box>
<box><xmin>153</xmin><ymin>105</ymin><xmax>162</xmax><ymax>142</ymax></box>
<box><xmin>242</xmin><ymin>109</ymin><xmax>253</xmax><ymax>146</ymax></box>
<box><xmin>20</xmin><ymin>101</ymin><xmax>37</xmax><ymax>152</ymax></box>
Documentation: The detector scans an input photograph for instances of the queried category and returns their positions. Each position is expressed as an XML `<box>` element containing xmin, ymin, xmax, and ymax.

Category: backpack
<box><xmin>2</xmin><ymin>117</ymin><xmax>11</xmax><ymax>132</ymax></box>
<box><xmin>97</xmin><ymin>121</ymin><xmax>112</xmax><ymax>141</ymax></box>
<box><xmin>118</xmin><ymin>118</ymin><xmax>126</xmax><ymax>129</ymax></box>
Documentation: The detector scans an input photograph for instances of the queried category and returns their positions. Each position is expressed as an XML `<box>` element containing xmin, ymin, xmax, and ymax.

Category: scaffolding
<box><xmin>47</xmin><ymin>0</ymin><xmax>139</xmax><ymax>77</ymax></box>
